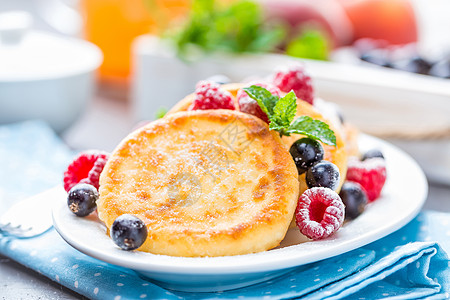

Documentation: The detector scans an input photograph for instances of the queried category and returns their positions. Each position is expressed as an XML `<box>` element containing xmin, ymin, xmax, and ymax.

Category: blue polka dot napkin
<box><xmin>1</xmin><ymin>121</ymin><xmax>449</xmax><ymax>300</ymax></box>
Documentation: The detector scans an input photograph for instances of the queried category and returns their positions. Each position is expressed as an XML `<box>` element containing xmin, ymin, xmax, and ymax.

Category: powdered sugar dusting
<box><xmin>348</xmin><ymin>157</ymin><xmax>385</xmax><ymax>170</ymax></box>
<box><xmin>97</xmin><ymin>110</ymin><xmax>299</xmax><ymax>256</ymax></box>
<box><xmin>347</xmin><ymin>157</ymin><xmax>387</xmax><ymax>201</ymax></box>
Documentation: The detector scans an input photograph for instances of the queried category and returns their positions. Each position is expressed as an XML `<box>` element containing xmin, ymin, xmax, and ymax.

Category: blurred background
<box><xmin>0</xmin><ymin>0</ymin><xmax>450</xmax><ymax>187</ymax></box>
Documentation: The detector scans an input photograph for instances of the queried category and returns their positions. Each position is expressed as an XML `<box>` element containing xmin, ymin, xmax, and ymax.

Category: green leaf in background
<box><xmin>155</xmin><ymin>107</ymin><xmax>168</xmax><ymax>119</ymax></box>
<box><xmin>250</xmin><ymin>24</ymin><xmax>286</xmax><ymax>53</ymax></box>
<box><xmin>287</xmin><ymin>116</ymin><xmax>336</xmax><ymax>146</ymax></box>
<box><xmin>168</xmin><ymin>0</ymin><xmax>286</xmax><ymax>60</ymax></box>
<box><xmin>286</xmin><ymin>29</ymin><xmax>329</xmax><ymax>61</ymax></box>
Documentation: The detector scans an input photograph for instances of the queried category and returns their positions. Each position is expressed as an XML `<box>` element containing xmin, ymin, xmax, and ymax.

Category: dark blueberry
<box><xmin>336</xmin><ymin>108</ymin><xmax>345</xmax><ymax>124</ymax></box>
<box><xmin>306</xmin><ymin>161</ymin><xmax>340</xmax><ymax>190</ymax></box>
<box><xmin>353</xmin><ymin>38</ymin><xmax>389</xmax><ymax>54</ymax></box>
<box><xmin>362</xmin><ymin>149</ymin><xmax>384</xmax><ymax>161</ymax></box>
<box><xmin>360</xmin><ymin>50</ymin><xmax>391</xmax><ymax>68</ymax></box>
<box><xmin>67</xmin><ymin>183</ymin><xmax>98</xmax><ymax>217</ymax></box>
<box><xmin>339</xmin><ymin>182</ymin><xmax>368</xmax><ymax>220</ymax></box>
<box><xmin>392</xmin><ymin>56</ymin><xmax>432</xmax><ymax>75</ymax></box>
<box><xmin>205</xmin><ymin>74</ymin><xmax>231</xmax><ymax>85</ymax></box>
<box><xmin>429</xmin><ymin>59</ymin><xmax>450</xmax><ymax>79</ymax></box>
<box><xmin>111</xmin><ymin>214</ymin><xmax>148</xmax><ymax>251</ymax></box>
<box><xmin>289</xmin><ymin>138</ymin><xmax>324</xmax><ymax>175</ymax></box>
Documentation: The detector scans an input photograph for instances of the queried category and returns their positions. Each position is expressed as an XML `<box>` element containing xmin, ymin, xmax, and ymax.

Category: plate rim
<box><xmin>52</xmin><ymin>134</ymin><xmax>428</xmax><ymax>275</ymax></box>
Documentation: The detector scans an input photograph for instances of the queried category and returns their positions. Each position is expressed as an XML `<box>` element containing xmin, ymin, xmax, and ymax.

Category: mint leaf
<box><xmin>270</xmin><ymin>91</ymin><xmax>297</xmax><ymax>130</ymax></box>
<box><xmin>243</xmin><ymin>85</ymin><xmax>278</xmax><ymax>116</ymax></box>
<box><xmin>244</xmin><ymin>85</ymin><xmax>336</xmax><ymax>146</ymax></box>
<box><xmin>287</xmin><ymin>116</ymin><xmax>336</xmax><ymax>146</ymax></box>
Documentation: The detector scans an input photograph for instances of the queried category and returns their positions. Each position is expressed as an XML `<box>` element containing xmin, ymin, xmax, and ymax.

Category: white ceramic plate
<box><xmin>53</xmin><ymin>134</ymin><xmax>427</xmax><ymax>292</ymax></box>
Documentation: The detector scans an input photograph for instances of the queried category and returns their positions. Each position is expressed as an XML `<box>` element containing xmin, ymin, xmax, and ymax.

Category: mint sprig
<box><xmin>243</xmin><ymin>85</ymin><xmax>336</xmax><ymax>146</ymax></box>
<box><xmin>243</xmin><ymin>85</ymin><xmax>278</xmax><ymax>117</ymax></box>
<box><xmin>287</xmin><ymin>116</ymin><xmax>336</xmax><ymax>146</ymax></box>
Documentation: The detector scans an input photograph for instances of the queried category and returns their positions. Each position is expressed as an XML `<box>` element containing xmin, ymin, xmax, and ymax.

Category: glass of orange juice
<box><xmin>80</xmin><ymin>0</ymin><xmax>190</xmax><ymax>82</ymax></box>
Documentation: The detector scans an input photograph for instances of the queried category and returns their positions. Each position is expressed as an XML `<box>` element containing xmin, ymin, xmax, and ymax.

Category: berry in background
<box><xmin>346</xmin><ymin>157</ymin><xmax>387</xmax><ymax>201</ymax></box>
<box><xmin>272</xmin><ymin>64</ymin><xmax>315</xmax><ymax>105</ymax></box>
<box><xmin>362</xmin><ymin>149</ymin><xmax>385</xmax><ymax>161</ymax></box>
<box><xmin>188</xmin><ymin>81</ymin><xmax>235</xmax><ymax>111</ymax></box>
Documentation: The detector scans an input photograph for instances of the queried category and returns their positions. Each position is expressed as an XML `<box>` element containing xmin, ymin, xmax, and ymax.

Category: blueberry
<box><xmin>429</xmin><ymin>59</ymin><xmax>450</xmax><ymax>79</ymax></box>
<box><xmin>67</xmin><ymin>183</ymin><xmax>98</xmax><ymax>217</ymax></box>
<box><xmin>362</xmin><ymin>149</ymin><xmax>384</xmax><ymax>161</ymax></box>
<box><xmin>392</xmin><ymin>56</ymin><xmax>432</xmax><ymax>75</ymax></box>
<box><xmin>306</xmin><ymin>161</ymin><xmax>340</xmax><ymax>190</ymax></box>
<box><xmin>289</xmin><ymin>138</ymin><xmax>324</xmax><ymax>175</ymax></box>
<box><xmin>205</xmin><ymin>74</ymin><xmax>231</xmax><ymax>85</ymax></box>
<box><xmin>360</xmin><ymin>50</ymin><xmax>391</xmax><ymax>68</ymax></box>
<box><xmin>336</xmin><ymin>108</ymin><xmax>345</xmax><ymax>124</ymax></box>
<box><xmin>111</xmin><ymin>214</ymin><xmax>147</xmax><ymax>251</ymax></box>
<box><xmin>339</xmin><ymin>182</ymin><xmax>368</xmax><ymax>220</ymax></box>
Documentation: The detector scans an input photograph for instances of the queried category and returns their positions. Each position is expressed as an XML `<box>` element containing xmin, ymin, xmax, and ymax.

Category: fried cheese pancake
<box><xmin>97</xmin><ymin>110</ymin><xmax>299</xmax><ymax>257</ymax></box>
<box><xmin>167</xmin><ymin>84</ymin><xmax>351</xmax><ymax>230</ymax></box>
<box><xmin>167</xmin><ymin>84</ymin><xmax>349</xmax><ymax>195</ymax></box>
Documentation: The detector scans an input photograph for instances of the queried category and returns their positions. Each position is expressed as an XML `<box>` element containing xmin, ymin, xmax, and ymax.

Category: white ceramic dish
<box><xmin>133</xmin><ymin>36</ymin><xmax>450</xmax><ymax>137</ymax></box>
<box><xmin>0</xmin><ymin>12</ymin><xmax>102</xmax><ymax>132</ymax></box>
<box><xmin>53</xmin><ymin>134</ymin><xmax>427</xmax><ymax>292</ymax></box>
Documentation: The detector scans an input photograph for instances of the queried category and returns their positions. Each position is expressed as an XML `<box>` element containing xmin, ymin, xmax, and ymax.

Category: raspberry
<box><xmin>237</xmin><ymin>82</ymin><xmax>281</xmax><ymax>124</ymax></box>
<box><xmin>272</xmin><ymin>64</ymin><xmax>314</xmax><ymax>105</ymax></box>
<box><xmin>346</xmin><ymin>157</ymin><xmax>387</xmax><ymax>202</ymax></box>
<box><xmin>295</xmin><ymin>187</ymin><xmax>345</xmax><ymax>240</ymax></box>
<box><xmin>63</xmin><ymin>151</ymin><xmax>109</xmax><ymax>192</ymax></box>
<box><xmin>188</xmin><ymin>81</ymin><xmax>235</xmax><ymax>111</ymax></box>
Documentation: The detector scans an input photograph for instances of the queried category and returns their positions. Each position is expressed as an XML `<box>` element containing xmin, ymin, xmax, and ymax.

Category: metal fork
<box><xmin>0</xmin><ymin>187</ymin><xmax>66</xmax><ymax>238</ymax></box>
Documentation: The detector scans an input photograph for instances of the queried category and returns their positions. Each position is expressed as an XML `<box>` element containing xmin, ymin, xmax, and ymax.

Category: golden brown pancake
<box><xmin>97</xmin><ymin>110</ymin><xmax>299</xmax><ymax>257</ymax></box>
<box><xmin>167</xmin><ymin>84</ymin><xmax>349</xmax><ymax>194</ymax></box>
<box><xmin>167</xmin><ymin>84</ymin><xmax>351</xmax><ymax>230</ymax></box>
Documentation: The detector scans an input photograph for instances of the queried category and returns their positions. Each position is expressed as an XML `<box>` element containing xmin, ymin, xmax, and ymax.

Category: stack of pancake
<box><xmin>97</xmin><ymin>84</ymin><xmax>357</xmax><ymax>257</ymax></box>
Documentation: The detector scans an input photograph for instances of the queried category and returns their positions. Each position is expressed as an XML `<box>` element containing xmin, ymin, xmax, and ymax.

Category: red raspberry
<box><xmin>237</xmin><ymin>82</ymin><xmax>281</xmax><ymax>124</ymax></box>
<box><xmin>272</xmin><ymin>64</ymin><xmax>314</xmax><ymax>105</ymax></box>
<box><xmin>346</xmin><ymin>157</ymin><xmax>387</xmax><ymax>202</ymax></box>
<box><xmin>295</xmin><ymin>187</ymin><xmax>345</xmax><ymax>240</ymax></box>
<box><xmin>188</xmin><ymin>81</ymin><xmax>235</xmax><ymax>111</ymax></box>
<box><xmin>63</xmin><ymin>151</ymin><xmax>109</xmax><ymax>192</ymax></box>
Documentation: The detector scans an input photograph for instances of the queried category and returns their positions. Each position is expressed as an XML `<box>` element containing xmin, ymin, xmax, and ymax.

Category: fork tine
<box><xmin>1</xmin><ymin>222</ymin><xmax>12</xmax><ymax>230</ymax></box>
<box><xmin>0</xmin><ymin>222</ymin><xmax>33</xmax><ymax>237</ymax></box>
<box><xmin>0</xmin><ymin>186</ymin><xmax>66</xmax><ymax>238</ymax></box>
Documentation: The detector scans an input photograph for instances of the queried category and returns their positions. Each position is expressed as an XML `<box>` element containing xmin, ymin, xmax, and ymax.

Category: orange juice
<box><xmin>80</xmin><ymin>0</ymin><xmax>190</xmax><ymax>81</ymax></box>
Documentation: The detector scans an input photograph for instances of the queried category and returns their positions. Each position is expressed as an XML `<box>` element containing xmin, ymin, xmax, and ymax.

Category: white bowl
<box><xmin>0</xmin><ymin>12</ymin><xmax>103</xmax><ymax>132</ymax></box>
